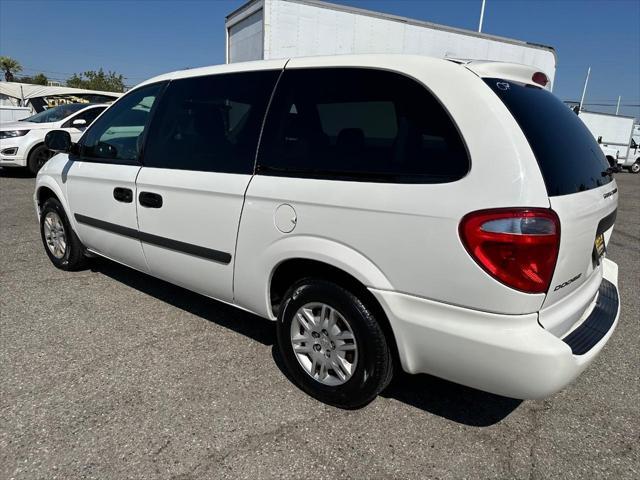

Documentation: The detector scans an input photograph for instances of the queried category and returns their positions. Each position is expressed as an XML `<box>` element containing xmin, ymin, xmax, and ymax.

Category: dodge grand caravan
<box><xmin>35</xmin><ymin>55</ymin><xmax>620</xmax><ymax>408</ymax></box>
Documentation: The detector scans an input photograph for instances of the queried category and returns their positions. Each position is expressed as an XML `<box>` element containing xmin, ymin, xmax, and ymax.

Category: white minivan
<box><xmin>35</xmin><ymin>55</ymin><xmax>620</xmax><ymax>408</ymax></box>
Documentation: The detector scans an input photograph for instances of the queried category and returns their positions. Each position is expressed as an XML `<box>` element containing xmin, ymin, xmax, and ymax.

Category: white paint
<box><xmin>34</xmin><ymin>54</ymin><xmax>621</xmax><ymax>401</ymax></box>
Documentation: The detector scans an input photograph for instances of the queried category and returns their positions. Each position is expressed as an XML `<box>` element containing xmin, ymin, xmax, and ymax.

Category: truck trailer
<box><xmin>225</xmin><ymin>0</ymin><xmax>557</xmax><ymax>89</ymax></box>
<box><xmin>577</xmin><ymin>111</ymin><xmax>636</xmax><ymax>172</ymax></box>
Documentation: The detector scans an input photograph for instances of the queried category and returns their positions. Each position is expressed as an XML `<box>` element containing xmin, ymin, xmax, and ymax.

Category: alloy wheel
<box><xmin>290</xmin><ymin>302</ymin><xmax>358</xmax><ymax>386</ymax></box>
<box><xmin>43</xmin><ymin>211</ymin><xmax>67</xmax><ymax>259</ymax></box>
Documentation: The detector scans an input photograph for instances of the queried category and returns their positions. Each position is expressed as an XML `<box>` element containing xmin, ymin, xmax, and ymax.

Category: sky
<box><xmin>0</xmin><ymin>0</ymin><xmax>638</xmax><ymax>118</ymax></box>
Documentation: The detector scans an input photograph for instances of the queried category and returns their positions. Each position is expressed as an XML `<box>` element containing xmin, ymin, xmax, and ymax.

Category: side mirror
<box><xmin>45</xmin><ymin>130</ymin><xmax>72</xmax><ymax>152</ymax></box>
<box><xmin>72</xmin><ymin>118</ymin><xmax>87</xmax><ymax>127</ymax></box>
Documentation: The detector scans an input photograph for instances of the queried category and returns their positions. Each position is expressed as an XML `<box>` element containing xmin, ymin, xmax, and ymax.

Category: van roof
<box><xmin>135</xmin><ymin>54</ymin><xmax>551</xmax><ymax>91</ymax></box>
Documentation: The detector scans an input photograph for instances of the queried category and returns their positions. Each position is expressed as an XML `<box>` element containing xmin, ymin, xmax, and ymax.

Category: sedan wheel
<box><xmin>27</xmin><ymin>145</ymin><xmax>54</xmax><ymax>175</ymax></box>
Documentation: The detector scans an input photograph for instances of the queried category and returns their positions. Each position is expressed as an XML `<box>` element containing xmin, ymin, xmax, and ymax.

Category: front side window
<box><xmin>143</xmin><ymin>70</ymin><xmax>280</xmax><ymax>173</ymax></box>
<box><xmin>80</xmin><ymin>83</ymin><xmax>164</xmax><ymax>163</ymax></box>
<box><xmin>258</xmin><ymin>68</ymin><xmax>469</xmax><ymax>183</ymax></box>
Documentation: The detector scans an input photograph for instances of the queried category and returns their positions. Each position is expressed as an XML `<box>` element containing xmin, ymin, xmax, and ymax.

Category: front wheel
<box><xmin>630</xmin><ymin>161</ymin><xmax>640</xmax><ymax>174</ymax></box>
<box><xmin>27</xmin><ymin>144</ymin><xmax>54</xmax><ymax>176</ymax></box>
<box><xmin>276</xmin><ymin>278</ymin><xmax>393</xmax><ymax>409</ymax></box>
<box><xmin>39</xmin><ymin>197</ymin><xmax>87</xmax><ymax>270</ymax></box>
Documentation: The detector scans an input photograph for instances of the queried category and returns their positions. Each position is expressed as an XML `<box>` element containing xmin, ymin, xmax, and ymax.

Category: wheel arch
<box><xmin>26</xmin><ymin>140</ymin><xmax>46</xmax><ymax>161</ymax></box>
<box><xmin>268</xmin><ymin>256</ymin><xmax>401</xmax><ymax>370</ymax></box>
<box><xmin>34</xmin><ymin>177</ymin><xmax>74</xmax><ymax>229</ymax></box>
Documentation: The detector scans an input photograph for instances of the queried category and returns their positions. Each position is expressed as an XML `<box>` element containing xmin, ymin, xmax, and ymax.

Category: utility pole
<box><xmin>478</xmin><ymin>0</ymin><xmax>486</xmax><ymax>33</ymax></box>
<box><xmin>615</xmin><ymin>95</ymin><xmax>621</xmax><ymax>115</ymax></box>
<box><xmin>579</xmin><ymin>67</ymin><xmax>590</xmax><ymax>112</ymax></box>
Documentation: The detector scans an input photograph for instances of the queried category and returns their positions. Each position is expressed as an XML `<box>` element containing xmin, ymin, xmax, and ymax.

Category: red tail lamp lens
<box><xmin>532</xmin><ymin>72</ymin><xmax>549</xmax><ymax>87</ymax></box>
<box><xmin>459</xmin><ymin>208</ymin><xmax>560</xmax><ymax>294</ymax></box>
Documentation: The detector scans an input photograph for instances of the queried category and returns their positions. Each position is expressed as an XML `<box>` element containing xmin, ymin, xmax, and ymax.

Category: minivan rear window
<box><xmin>485</xmin><ymin>78</ymin><xmax>612</xmax><ymax>196</ymax></box>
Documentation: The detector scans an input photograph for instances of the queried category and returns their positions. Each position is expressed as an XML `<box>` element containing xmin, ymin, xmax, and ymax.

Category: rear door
<box><xmin>135</xmin><ymin>67</ymin><xmax>282</xmax><ymax>303</ymax></box>
<box><xmin>483</xmin><ymin>77</ymin><xmax>618</xmax><ymax>323</ymax></box>
<box><xmin>66</xmin><ymin>83</ymin><xmax>164</xmax><ymax>272</ymax></box>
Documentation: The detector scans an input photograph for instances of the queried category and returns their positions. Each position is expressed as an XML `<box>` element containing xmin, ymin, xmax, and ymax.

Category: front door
<box><xmin>66</xmin><ymin>83</ymin><xmax>165</xmax><ymax>272</ymax></box>
<box><xmin>135</xmin><ymin>68</ymin><xmax>282</xmax><ymax>303</ymax></box>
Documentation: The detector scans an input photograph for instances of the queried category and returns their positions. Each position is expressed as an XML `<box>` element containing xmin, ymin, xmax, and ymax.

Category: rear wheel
<box><xmin>630</xmin><ymin>161</ymin><xmax>640</xmax><ymax>174</ymax></box>
<box><xmin>39</xmin><ymin>197</ymin><xmax>87</xmax><ymax>270</ymax></box>
<box><xmin>27</xmin><ymin>144</ymin><xmax>54</xmax><ymax>175</ymax></box>
<box><xmin>276</xmin><ymin>278</ymin><xmax>393</xmax><ymax>409</ymax></box>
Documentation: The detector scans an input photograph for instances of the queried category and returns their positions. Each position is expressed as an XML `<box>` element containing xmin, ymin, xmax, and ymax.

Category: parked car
<box><xmin>0</xmin><ymin>103</ymin><xmax>107</xmax><ymax>174</ymax></box>
<box><xmin>35</xmin><ymin>55</ymin><xmax>620</xmax><ymax>408</ymax></box>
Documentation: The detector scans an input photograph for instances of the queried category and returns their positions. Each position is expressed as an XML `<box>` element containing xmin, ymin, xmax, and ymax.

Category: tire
<box><xmin>630</xmin><ymin>161</ymin><xmax>640</xmax><ymax>174</ymax></box>
<box><xmin>39</xmin><ymin>197</ymin><xmax>87</xmax><ymax>271</ymax></box>
<box><xmin>276</xmin><ymin>278</ymin><xmax>393</xmax><ymax>409</ymax></box>
<box><xmin>27</xmin><ymin>144</ymin><xmax>54</xmax><ymax>176</ymax></box>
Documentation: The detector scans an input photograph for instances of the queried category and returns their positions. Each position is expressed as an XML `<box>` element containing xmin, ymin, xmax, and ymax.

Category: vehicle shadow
<box><xmin>91</xmin><ymin>258</ymin><xmax>275</xmax><ymax>346</ymax></box>
<box><xmin>379</xmin><ymin>373</ymin><xmax>522</xmax><ymax>426</ymax></box>
<box><xmin>0</xmin><ymin>167</ymin><xmax>33</xmax><ymax>178</ymax></box>
<box><xmin>92</xmin><ymin>258</ymin><xmax>521</xmax><ymax>426</ymax></box>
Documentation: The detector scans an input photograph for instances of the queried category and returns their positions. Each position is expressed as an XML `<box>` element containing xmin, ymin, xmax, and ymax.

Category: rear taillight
<box><xmin>532</xmin><ymin>71</ymin><xmax>549</xmax><ymax>87</ymax></box>
<box><xmin>459</xmin><ymin>208</ymin><xmax>560</xmax><ymax>294</ymax></box>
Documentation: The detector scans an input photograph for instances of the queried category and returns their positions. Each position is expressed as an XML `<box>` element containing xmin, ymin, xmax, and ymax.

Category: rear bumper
<box><xmin>370</xmin><ymin>258</ymin><xmax>620</xmax><ymax>399</ymax></box>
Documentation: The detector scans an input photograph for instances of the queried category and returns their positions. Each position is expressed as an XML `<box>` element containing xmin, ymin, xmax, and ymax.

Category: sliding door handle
<box><xmin>139</xmin><ymin>191</ymin><xmax>163</xmax><ymax>208</ymax></box>
<box><xmin>113</xmin><ymin>187</ymin><xmax>133</xmax><ymax>203</ymax></box>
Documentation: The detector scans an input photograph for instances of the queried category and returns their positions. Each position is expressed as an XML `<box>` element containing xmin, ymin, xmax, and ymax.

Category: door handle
<box><xmin>139</xmin><ymin>191</ymin><xmax>163</xmax><ymax>208</ymax></box>
<box><xmin>113</xmin><ymin>187</ymin><xmax>133</xmax><ymax>203</ymax></box>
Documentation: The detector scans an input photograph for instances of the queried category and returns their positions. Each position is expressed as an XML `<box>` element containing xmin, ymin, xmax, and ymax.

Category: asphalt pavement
<box><xmin>1</xmin><ymin>168</ymin><xmax>638</xmax><ymax>479</ymax></box>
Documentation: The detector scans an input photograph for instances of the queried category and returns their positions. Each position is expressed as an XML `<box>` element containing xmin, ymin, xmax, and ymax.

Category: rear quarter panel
<box><xmin>234</xmin><ymin>56</ymin><xmax>551</xmax><ymax>318</ymax></box>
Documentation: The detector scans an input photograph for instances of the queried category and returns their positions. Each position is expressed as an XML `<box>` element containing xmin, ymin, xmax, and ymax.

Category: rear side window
<box><xmin>258</xmin><ymin>68</ymin><xmax>469</xmax><ymax>183</ymax></box>
<box><xmin>485</xmin><ymin>78</ymin><xmax>612</xmax><ymax>196</ymax></box>
<box><xmin>143</xmin><ymin>70</ymin><xmax>280</xmax><ymax>174</ymax></box>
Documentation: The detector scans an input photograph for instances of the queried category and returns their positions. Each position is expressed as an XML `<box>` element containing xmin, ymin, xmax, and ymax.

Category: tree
<box><xmin>0</xmin><ymin>56</ymin><xmax>23</xmax><ymax>82</ymax></box>
<box><xmin>66</xmin><ymin>69</ymin><xmax>125</xmax><ymax>93</ymax></box>
<box><xmin>18</xmin><ymin>73</ymin><xmax>48</xmax><ymax>85</ymax></box>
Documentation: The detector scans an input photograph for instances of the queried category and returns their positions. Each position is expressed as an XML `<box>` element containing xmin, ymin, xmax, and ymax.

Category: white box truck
<box><xmin>577</xmin><ymin>111</ymin><xmax>636</xmax><ymax>172</ymax></box>
<box><xmin>225</xmin><ymin>0</ymin><xmax>557</xmax><ymax>89</ymax></box>
<box><xmin>624</xmin><ymin>125</ymin><xmax>640</xmax><ymax>173</ymax></box>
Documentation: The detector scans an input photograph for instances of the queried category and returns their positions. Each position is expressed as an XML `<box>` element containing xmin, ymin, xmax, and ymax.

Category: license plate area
<box><xmin>592</xmin><ymin>232</ymin><xmax>606</xmax><ymax>266</ymax></box>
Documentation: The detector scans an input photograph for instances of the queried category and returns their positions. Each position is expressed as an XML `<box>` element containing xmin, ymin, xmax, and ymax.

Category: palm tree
<box><xmin>0</xmin><ymin>56</ymin><xmax>23</xmax><ymax>82</ymax></box>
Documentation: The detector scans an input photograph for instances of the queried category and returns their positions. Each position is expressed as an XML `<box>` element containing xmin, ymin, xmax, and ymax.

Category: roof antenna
<box><xmin>579</xmin><ymin>66</ymin><xmax>590</xmax><ymax>112</ymax></box>
<box><xmin>478</xmin><ymin>0</ymin><xmax>486</xmax><ymax>33</ymax></box>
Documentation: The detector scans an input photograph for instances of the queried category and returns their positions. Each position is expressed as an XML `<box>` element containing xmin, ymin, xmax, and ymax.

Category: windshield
<box><xmin>22</xmin><ymin>103</ymin><xmax>90</xmax><ymax>124</ymax></box>
<box><xmin>485</xmin><ymin>78</ymin><xmax>612</xmax><ymax>196</ymax></box>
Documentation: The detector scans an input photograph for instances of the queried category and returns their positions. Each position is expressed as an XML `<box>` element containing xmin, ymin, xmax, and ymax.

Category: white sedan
<box><xmin>0</xmin><ymin>103</ymin><xmax>107</xmax><ymax>174</ymax></box>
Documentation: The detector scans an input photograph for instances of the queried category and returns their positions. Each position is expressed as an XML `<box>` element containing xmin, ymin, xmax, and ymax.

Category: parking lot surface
<box><xmin>1</xmin><ymin>169</ymin><xmax>638</xmax><ymax>480</ymax></box>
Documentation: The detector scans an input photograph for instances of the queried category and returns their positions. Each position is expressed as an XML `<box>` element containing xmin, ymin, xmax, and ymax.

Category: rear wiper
<box><xmin>601</xmin><ymin>167</ymin><xmax>617</xmax><ymax>176</ymax></box>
